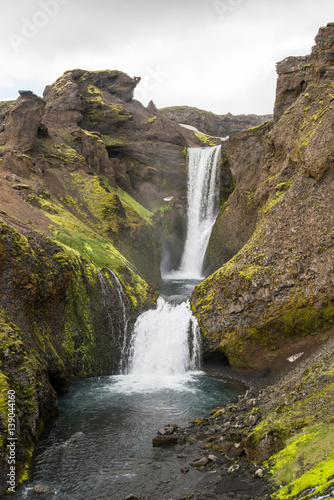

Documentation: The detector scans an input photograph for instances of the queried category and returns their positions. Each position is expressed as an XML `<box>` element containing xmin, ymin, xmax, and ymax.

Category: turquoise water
<box><xmin>13</xmin><ymin>279</ymin><xmax>245</xmax><ymax>499</ymax></box>
<box><xmin>14</xmin><ymin>373</ymin><xmax>244</xmax><ymax>499</ymax></box>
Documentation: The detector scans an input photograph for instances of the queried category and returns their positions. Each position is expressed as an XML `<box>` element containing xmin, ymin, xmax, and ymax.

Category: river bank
<box><xmin>146</xmin><ymin>332</ymin><xmax>334</xmax><ymax>500</ymax></box>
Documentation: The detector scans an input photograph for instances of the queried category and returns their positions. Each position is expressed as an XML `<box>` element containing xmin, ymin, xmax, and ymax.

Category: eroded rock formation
<box><xmin>192</xmin><ymin>23</ymin><xmax>334</xmax><ymax>373</ymax></box>
<box><xmin>160</xmin><ymin>105</ymin><xmax>272</xmax><ymax>137</ymax></box>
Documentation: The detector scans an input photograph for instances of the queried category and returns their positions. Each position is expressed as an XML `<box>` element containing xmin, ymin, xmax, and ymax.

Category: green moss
<box><xmin>147</xmin><ymin>116</ymin><xmax>157</xmax><ymax>124</ymax></box>
<box><xmin>62</xmin><ymin>265</ymin><xmax>97</xmax><ymax>375</ymax></box>
<box><xmin>80</xmin><ymin>129</ymin><xmax>105</xmax><ymax>144</ymax></box>
<box><xmin>270</xmin><ymin>425</ymin><xmax>334</xmax><ymax>499</ymax></box>
<box><xmin>248</xmin><ymin>295</ymin><xmax>334</xmax><ymax>345</ymax></box>
<box><xmin>193</xmin><ymin>419</ymin><xmax>205</xmax><ymax>426</ymax></box>
<box><xmin>86</xmin><ymin>84</ymin><xmax>103</xmax><ymax>101</ymax></box>
<box><xmin>100</xmin><ymin>134</ymin><xmax>124</xmax><ymax>147</ymax></box>
<box><xmin>238</xmin><ymin>264</ymin><xmax>262</xmax><ymax>281</ymax></box>
<box><xmin>0</xmin><ymin>372</ymin><xmax>9</xmax><ymax>447</ymax></box>
<box><xmin>263</xmin><ymin>190</ymin><xmax>286</xmax><ymax>214</ymax></box>
<box><xmin>245</xmin><ymin>189</ymin><xmax>256</xmax><ymax>202</ymax></box>
<box><xmin>295</xmin><ymin>92</ymin><xmax>332</xmax><ymax>149</ymax></box>
<box><xmin>17</xmin><ymin>446</ymin><xmax>34</xmax><ymax>485</ymax></box>
<box><xmin>49</xmin><ymin>73</ymin><xmax>73</xmax><ymax>95</ymax></box>
<box><xmin>39</xmin><ymin>140</ymin><xmax>85</xmax><ymax>164</ymax></box>
<box><xmin>51</xmin><ymin>227</ymin><xmax>124</xmax><ymax>269</ymax></box>
<box><xmin>194</xmin><ymin>131</ymin><xmax>219</xmax><ymax>146</ymax></box>
<box><xmin>84</xmin><ymin>90</ymin><xmax>130</xmax><ymax>125</ymax></box>
<box><xmin>9</xmin><ymin>228</ymin><xmax>31</xmax><ymax>260</ymax></box>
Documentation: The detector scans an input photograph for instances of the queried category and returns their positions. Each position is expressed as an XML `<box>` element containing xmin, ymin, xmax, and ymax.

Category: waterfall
<box><xmin>96</xmin><ymin>267</ymin><xmax>131</xmax><ymax>368</ymax></box>
<box><xmin>107</xmin><ymin>268</ymin><xmax>130</xmax><ymax>373</ymax></box>
<box><xmin>163</xmin><ymin>145</ymin><xmax>221</xmax><ymax>280</ymax></box>
<box><xmin>99</xmin><ymin>147</ymin><xmax>221</xmax><ymax>386</ymax></box>
<box><xmin>125</xmin><ymin>296</ymin><xmax>201</xmax><ymax>387</ymax></box>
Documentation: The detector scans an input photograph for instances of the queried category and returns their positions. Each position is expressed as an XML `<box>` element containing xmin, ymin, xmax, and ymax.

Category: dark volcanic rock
<box><xmin>152</xmin><ymin>434</ymin><xmax>178</xmax><ymax>446</ymax></box>
<box><xmin>193</xmin><ymin>23</ymin><xmax>334</xmax><ymax>372</ymax></box>
<box><xmin>0</xmin><ymin>92</ymin><xmax>46</xmax><ymax>151</ymax></box>
<box><xmin>43</xmin><ymin>69</ymin><xmax>139</xmax><ymax>128</ymax></box>
<box><xmin>41</xmin><ymin>68</ymin><xmax>202</xmax><ymax>215</ymax></box>
<box><xmin>160</xmin><ymin>105</ymin><xmax>272</xmax><ymax>137</ymax></box>
<box><xmin>273</xmin><ymin>56</ymin><xmax>309</xmax><ymax>123</ymax></box>
<box><xmin>274</xmin><ymin>23</ymin><xmax>334</xmax><ymax>123</ymax></box>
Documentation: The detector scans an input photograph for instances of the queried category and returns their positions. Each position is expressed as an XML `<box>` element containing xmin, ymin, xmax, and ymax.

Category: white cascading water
<box><xmin>115</xmin><ymin>145</ymin><xmax>221</xmax><ymax>390</ymax></box>
<box><xmin>107</xmin><ymin>268</ymin><xmax>130</xmax><ymax>373</ymax></box>
<box><xmin>163</xmin><ymin>145</ymin><xmax>222</xmax><ymax>279</ymax></box>
<box><xmin>124</xmin><ymin>297</ymin><xmax>201</xmax><ymax>389</ymax></box>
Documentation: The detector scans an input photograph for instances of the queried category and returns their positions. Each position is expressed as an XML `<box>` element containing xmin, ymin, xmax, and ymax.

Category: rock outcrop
<box><xmin>42</xmin><ymin>69</ymin><xmax>203</xmax><ymax>213</ymax></box>
<box><xmin>274</xmin><ymin>22</ymin><xmax>334</xmax><ymax>123</ymax></box>
<box><xmin>0</xmin><ymin>92</ymin><xmax>46</xmax><ymax>151</ymax></box>
<box><xmin>192</xmin><ymin>23</ymin><xmax>334</xmax><ymax>374</ymax></box>
<box><xmin>160</xmin><ymin>105</ymin><xmax>272</xmax><ymax>137</ymax></box>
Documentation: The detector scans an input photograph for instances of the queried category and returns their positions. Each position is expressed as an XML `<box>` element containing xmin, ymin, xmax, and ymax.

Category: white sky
<box><xmin>0</xmin><ymin>0</ymin><xmax>333</xmax><ymax>115</ymax></box>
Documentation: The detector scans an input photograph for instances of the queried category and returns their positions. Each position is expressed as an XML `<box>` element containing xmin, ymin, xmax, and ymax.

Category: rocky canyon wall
<box><xmin>192</xmin><ymin>23</ymin><xmax>334</xmax><ymax>372</ymax></box>
<box><xmin>160</xmin><ymin>105</ymin><xmax>272</xmax><ymax>138</ymax></box>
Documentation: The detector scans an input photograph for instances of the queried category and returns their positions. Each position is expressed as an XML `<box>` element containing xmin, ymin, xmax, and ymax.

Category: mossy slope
<box><xmin>0</xmin><ymin>219</ymin><xmax>156</xmax><ymax>489</ymax></box>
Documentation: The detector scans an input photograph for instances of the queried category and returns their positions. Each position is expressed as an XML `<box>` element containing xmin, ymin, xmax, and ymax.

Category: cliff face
<box><xmin>160</xmin><ymin>105</ymin><xmax>272</xmax><ymax>137</ymax></box>
<box><xmin>203</xmin><ymin>119</ymin><xmax>273</xmax><ymax>275</ymax></box>
<box><xmin>191</xmin><ymin>26</ymin><xmax>334</xmax><ymax>498</ymax></box>
<box><xmin>41</xmin><ymin>69</ymin><xmax>203</xmax><ymax>214</ymax></box>
<box><xmin>0</xmin><ymin>223</ymin><xmax>149</xmax><ymax>490</ymax></box>
<box><xmin>192</xmin><ymin>23</ymin><xmax>334</xmax><ymax>373</ymax></box>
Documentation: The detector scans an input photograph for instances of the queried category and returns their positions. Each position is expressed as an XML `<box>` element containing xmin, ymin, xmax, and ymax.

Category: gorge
<box><xmin>1</xmin><ymin>21</ymin><xmax>334</xmax><ymax>500</ymax></box>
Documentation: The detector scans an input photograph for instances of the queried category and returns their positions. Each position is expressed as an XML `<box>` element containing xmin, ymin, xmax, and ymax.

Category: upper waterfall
<box><xmin>163</xmin><ymin>145</ymin><xmax>221</xmax><ymax>280</ymax></box>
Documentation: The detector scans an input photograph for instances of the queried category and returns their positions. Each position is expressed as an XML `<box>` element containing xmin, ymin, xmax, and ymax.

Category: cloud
<box><xmin>0</xmin><ymin>0</ymin><xmax>333</xmax><ymax>114</ymax></box>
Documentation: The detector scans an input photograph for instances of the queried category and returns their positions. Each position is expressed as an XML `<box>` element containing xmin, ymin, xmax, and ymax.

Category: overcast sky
<box><xmin>0</xmin><ymin>0</ymin><xmax>333</xmax><ymax>115</ymax></box>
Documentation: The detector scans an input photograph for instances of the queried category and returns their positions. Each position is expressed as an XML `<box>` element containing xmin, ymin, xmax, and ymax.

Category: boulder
<box><xmin>32</xmin><ymin>484</ymin><xmax>54</xmax><ymax>494</ymax></box>
<box><xmin>152</xmin><ymin>434</ymin><xmax>178</xmax><ymax>446</ymax></box>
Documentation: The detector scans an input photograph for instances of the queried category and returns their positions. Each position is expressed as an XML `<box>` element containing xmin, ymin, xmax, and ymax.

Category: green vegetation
<box><xmin>194</xmin><ymin>131</ymin><xmax>219</xmax><ymax>146</ymax></box>
<box><xmin>270</xmin><ymin>425</ymin><xmax>334</xmax><ymax>499</ymax></box>
<box><xmin>100</xmin><ymin>134</ymin><xmax>124</xmax><ymax>147</ymax></box>
<box><xmin>39</xmin><ymin>140</ymin><xmax>85</xmax><ymax>164</ymax></box>
<box><xmin>147</xmin><ymin>116</ymin><xmax>158</xmax><ymax>124</ymax></box>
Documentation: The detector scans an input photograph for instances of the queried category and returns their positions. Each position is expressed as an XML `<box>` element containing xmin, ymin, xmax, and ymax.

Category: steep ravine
<box><xmin>0</xmin><ymin>68</ymin><xmax>235</xmax><ymax>493</ymax></box>
<box><xmin>0</xmin><ymin>22</ymin><xmax>333</xmax><ymax>500</ymax></box>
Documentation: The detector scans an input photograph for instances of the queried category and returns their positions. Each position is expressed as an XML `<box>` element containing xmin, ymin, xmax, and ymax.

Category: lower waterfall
<box><xmin>125</xmin><ymin>296</ymin><xmax>201</xmax><ymax>387</ymax></box>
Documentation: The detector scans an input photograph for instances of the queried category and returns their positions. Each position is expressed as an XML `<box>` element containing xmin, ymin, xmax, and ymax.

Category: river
<box><xmin>13</xmin><ymin>278</ymin><xmax>245</xmax><ymax>500</ymax></box>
